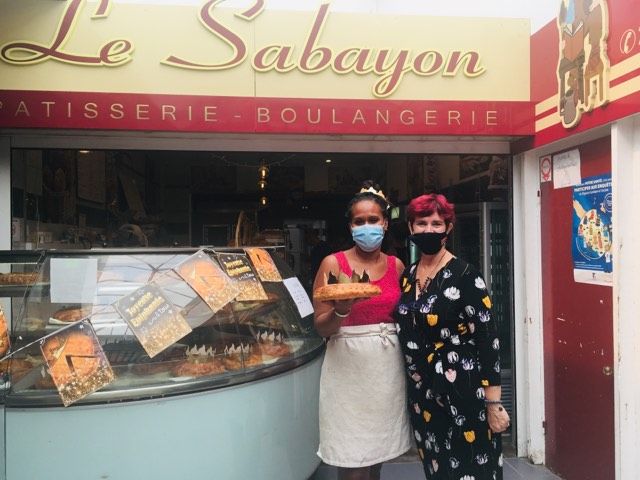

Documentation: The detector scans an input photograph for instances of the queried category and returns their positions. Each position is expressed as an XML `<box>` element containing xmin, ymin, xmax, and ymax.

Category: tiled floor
<box><xmin>311</xmin><ymin>456</ymin><xmax>563</xmax><ymax>480</ymax></box>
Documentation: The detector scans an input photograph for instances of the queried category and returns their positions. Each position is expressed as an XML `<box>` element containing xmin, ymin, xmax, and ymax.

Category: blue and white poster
<box><xmin>572</xmin><ymin>174</ymin><xmax>612</xmax><ymax>286</ymax></box>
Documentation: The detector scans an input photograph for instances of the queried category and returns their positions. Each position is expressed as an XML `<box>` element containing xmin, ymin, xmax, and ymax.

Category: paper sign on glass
<box><xmin>553</xmin><ymin>149</ymin><xmax>581</xmax><ymax>189</ymax></box>
<box><xmin>245</xmin><ymin>248</ymin><xmax>282</xmax><ymax>282</ymax></box>
<box><xmin>50</xmin><ymin>258</ymin><xmax>97</xmax><ymax>304</ymax></box>
<box><xmin>114</xmin><ymin>283</ymin><xmax>192</xmax><ymax>358</ymax></box>
<box><xmin>174</xmin><ymin>251</ymin><xmax>239</xmax><ymax>314</ymax></box>
<box><xmin>40</xmin><ymin>321</ymin><xmax>114</xmax><ymax>407</ymax></box>
<box><xmin>217</xmin><ymin>252</ymin><xmax>268</xmax><ymax>302</ymax></box>
<box><xmin>0</xmin><ymin>306</ymin><xmax>10</xmax><ymax>358</ymax></box>
<box><xmin>283</xmin><ymin>277</ymin><xmax>314</xmax><ymax>318</ymax></box>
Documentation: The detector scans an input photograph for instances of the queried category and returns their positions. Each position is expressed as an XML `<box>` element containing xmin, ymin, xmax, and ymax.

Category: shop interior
<box><xmin>8</xmin><ymin>146</ymin><xmax>514</xmax><ymax>440</ymax></box>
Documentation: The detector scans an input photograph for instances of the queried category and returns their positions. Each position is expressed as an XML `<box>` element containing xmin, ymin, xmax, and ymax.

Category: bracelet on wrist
<box><xmin>334</xmin><ymin>309</ymin><xmax>351</xmax><ymax>318</ymax></box>
<box><xmin>484</xmin><ymin>400</ymin><xmax>502</xmax><ymax>405</ymax></box>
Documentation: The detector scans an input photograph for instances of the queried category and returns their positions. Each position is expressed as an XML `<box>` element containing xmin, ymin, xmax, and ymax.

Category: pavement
<box><xmin>311</xmin><ymin>455</ymin><xmax>563</xmax><ymax>480</ymax></box>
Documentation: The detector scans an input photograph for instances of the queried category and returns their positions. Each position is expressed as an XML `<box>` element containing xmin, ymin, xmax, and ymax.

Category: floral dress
<box><xmin>395</xmin><ymin>257</ymin><xmax>503</xmax><ymax>480</ymax></box>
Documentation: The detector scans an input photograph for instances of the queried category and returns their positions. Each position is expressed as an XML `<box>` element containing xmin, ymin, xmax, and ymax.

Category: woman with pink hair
<box><xmin>396</xmin><ymin>193</ymin><xmax>510</xmax><ymax>479</ymax></box>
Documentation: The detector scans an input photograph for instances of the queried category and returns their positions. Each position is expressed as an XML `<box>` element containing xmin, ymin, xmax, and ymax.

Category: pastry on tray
<box><xmin>313</xmin><ymin>271</ymin><xmax>381</xmax><ymax>301</ymax></box>
<box><xmin>0</xmin><ymin>272</ymin><xmax>39</xmax><ymax>285</ymax></box>
<box><xmin>255</xmin><ymin>330</ymin><xmax>291</xmax><ymax>358</ymax></box>
<box><xmin>50</xmin><ymin>306</ymin><xmax>92</xmax><ymax>324</ymax></box>
<box><xmin>171</xmin><ymin>345</ymin><xmax>226</xmax><ymax>377</ymax></box>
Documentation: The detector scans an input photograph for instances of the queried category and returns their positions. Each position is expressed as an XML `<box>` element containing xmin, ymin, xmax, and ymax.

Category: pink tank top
<box><xmin>333</xmin><ymin>251</ymin><xmax>401</xmax><ymax>327</ymax></box>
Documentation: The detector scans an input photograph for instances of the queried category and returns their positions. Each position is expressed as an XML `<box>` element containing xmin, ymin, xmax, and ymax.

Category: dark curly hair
<box><xmin>345</xmin><ymin>180</ymin><xmax>390</xmax><ymax>221</ymax></box>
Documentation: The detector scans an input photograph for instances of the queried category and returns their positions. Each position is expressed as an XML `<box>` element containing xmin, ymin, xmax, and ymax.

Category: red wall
<box><xmin>540</xmin><ymin>136</ymin><xmax>614</xmax><ymax>479</ymax></box>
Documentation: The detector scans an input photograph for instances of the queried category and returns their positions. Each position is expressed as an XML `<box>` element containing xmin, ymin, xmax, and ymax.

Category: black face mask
<box><xmin>409</xmin><ymin>232</ymin><xmax>447</xmax><ymax>255</ymax></box>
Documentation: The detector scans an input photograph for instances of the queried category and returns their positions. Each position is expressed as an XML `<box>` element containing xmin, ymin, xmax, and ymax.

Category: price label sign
<box><xmin>245</xmin><ymin>248</ymin><xmax>282</xmax><ymax>282</ymax></box>
<box><xmin>217</xmin><ymin>252</ymin><xmax>268</xmax><ymax>302</ymax></box>
<box><xmin>40</xmin><ymin>321</ymin><xmax>114</xmax><ymax>407</ymax></box>
<box><xmin>114</xmin><ymin>284</ymin><xmax>192</xmax><ymax>358</ymax></box>
<box><xmin>174</xmin><ymin>251</ymin><xmax>239</xmax><ymax>314</ymax></box>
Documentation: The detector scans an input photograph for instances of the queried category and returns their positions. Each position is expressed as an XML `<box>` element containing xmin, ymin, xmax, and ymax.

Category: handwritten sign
<box><xmin>174</xmin><ymin>251</ymin><xmax>239</xmax><ymax>314</ymax></box>
<box><xmin>553</xmin><ymin>149</ymin><xmax>581</xmax><ymax>189</ymax></box>
<box><xmin>0</xmin><ymin>306</ymin><xmax>10</xmax><ymax>358</ymax></box>
<box><xmin>217</xmin><ymin>252</ymin><xmax>268</xmax><ymax>302</ymax></box>
<box><xmin>40</xmin><ymin>321</ymin><xmax>114</xmax><ymax>407</ymax></box>
<box><xmin>114</xmin><ymin>284</ymin><xmax>192</xmax><ymax>358</ymax></box>
<box><xmin>245</xmin><ymin>248</ymin><xmax>282</xmax><ymax>282</ymax></box>
<box><xmin>283</xmin><ymin>277</ymin><xmax>314</xmax><ymax>318</ymax></box>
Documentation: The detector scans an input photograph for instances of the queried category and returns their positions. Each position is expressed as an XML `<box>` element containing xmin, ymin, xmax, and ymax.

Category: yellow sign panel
<box><xmin>0</xmin><ymin>0</ymin><xmax>530</xmax><ymax>101</ymax></box>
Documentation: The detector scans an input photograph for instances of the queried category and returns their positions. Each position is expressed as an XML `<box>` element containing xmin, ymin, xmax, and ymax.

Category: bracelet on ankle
<box><xmin>334</xmin><ymin>309</ymin><xmax>351</xmax><ymax>318</ymax></box>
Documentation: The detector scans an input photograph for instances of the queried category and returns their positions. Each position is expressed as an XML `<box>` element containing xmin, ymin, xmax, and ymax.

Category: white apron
<box><xmin>317</xmin><ymin>323</ymin><xmax>412</xmax><ymax>468</ymax></box>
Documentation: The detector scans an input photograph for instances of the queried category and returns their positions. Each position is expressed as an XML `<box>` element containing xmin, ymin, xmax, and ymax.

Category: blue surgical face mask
<box><xmin>351</xmin><ymin>224</ymin><xmax>385</xmax><ymax>252</ymax></box>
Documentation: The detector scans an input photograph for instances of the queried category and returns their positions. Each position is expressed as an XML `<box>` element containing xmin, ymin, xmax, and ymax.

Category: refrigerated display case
<box><xmin>0</xmin><ymin>247</ymin><xmax>324</xmax><ymax>480</ymax></box>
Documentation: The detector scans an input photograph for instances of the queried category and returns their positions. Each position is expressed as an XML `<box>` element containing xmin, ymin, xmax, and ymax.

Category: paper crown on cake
<box><xmin>359</xmin><ymin>186</ymin><xmax>388</xmax><ymax>202</ymax></box>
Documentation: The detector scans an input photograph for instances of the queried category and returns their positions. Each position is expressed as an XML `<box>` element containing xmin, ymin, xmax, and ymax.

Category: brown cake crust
<box><xmin>171</xmin><ymin>358</ymin><xmax>226</xmax><ymax>377</ymax></box>
<box><xmin>313</xmin><ymin>283</ymin><xmax>381</xmax><ymax>301</ymax></box>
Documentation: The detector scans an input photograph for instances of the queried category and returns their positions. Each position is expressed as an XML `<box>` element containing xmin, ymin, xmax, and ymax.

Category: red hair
<box><xmin>407</xmin><ymin>194</ymin><xmax>456</xmax><ymax>225</ymax></box>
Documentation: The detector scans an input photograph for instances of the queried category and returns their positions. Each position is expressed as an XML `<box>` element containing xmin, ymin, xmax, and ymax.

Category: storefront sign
<box><xmin>572</xmin><ymin>174</ymin><xmax>613</xmax><ymax>286</ymax></box>
<box><xmin>40</xmin><ymin>321</ymin><xmax>114</xmax><ymax>406</ymax></box>
<box><xmin>114</xmin><ymin>283</ymin><xmax>192</xmax><ymax>358</ymax></box>
<box><xmin>0</xmin><ymin>0</ymin><xmax>532</xmax><ymax>135</ymax></box>
<box><xmin>525</xmin><ymin>0</ymin><xmax>640</xmax><ymax>148</ymax></box>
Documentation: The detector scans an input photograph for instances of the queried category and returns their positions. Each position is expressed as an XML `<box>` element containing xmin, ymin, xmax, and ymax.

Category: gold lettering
<box><xmin>443</xmin><ymin>51</ymin><xmax>485</xmax><ymax>77</ymax></box>
<box><xmin>400</xmin><ymin>109</ymin><xmax>414</xmax><ymax>125</ymax></box>
<box><xmin>110</xmin><ymin>103</ymin><xmax>124</xmax><ymax>119</ymax></box>
<box><xmin>257</xmin><ymin>107</ymin><xmax>270</xmax><ymax>123</ymax></box>
<box><xmin>425</xmin><ymin>110</ymin><xmax>437</xmax><ymax>125</ymax></box>
<box><xmin>136</xmin><ymin>104</ymin><xmax>149</xmax><ymax>120</ymax></box>
<box><xmin>204</xmin><ymin>105</ymin><xmax>218</xmax><ymax>122</ymax></box>
<box><xmin>448</xmin><ymin>110</ymin><xmax>461</xmax><ymax>125</ymax></box>
<box><xmin>67</xmin><ymin>102</ymin><xmax>72</xmax><ymax>118</ymax></box>
<box><xmin>331</xmin><ymin>108</ymin><xmax>342</xmax><ymax>124</ymax></box>
<box><xmin>375</xmin><ymin>110</ymin><xmax>389</xmax><ymax>125</ymax></box>
<box><xmin>307</xmin><ymin>108</ymin><xmax>321</xmax><ymax>124</ymax></box>
<box><xmin>281</xmin><ymin>107</ymin><xmax>296</xmax><ymax>123</ymax></box>
<box><xmin>42</xmin><ymin>101</ymin><xmax>55</xmax><ymax>117</ymax></box>
<box><xmin>352</xmin><ymin>109</ymin><xmax>365</xmax><ymax>124</ymax></box>
<box><xmin>413</xmin><ymin>51</ymin><xmax>444</xmax><ymax>76</ymax></box>
<box><xmin>15</xmin><ymin>101</ymin><xmax>30</xmax><ymax>117</ymax></box>
<box><xmin>163</xmin><ymin>0</ymin><xmax>247</xmax><ymax>70</ymax></box>
<box><xmin>162</xmin><ymin>105</ymin><xmax>176</xmax><ymax>121</ymax></box>
<box><xmin>253</xmin><ymin>45</ymin><xmax>295</xmax><ymax>72</ymax></box>
<box><xmin>486</xmin><ymin>110</ymin><xmax>497</xmax><ymax>125</ymax></box>
<box><xmin>373</xmin><ymin>49</ymin><xmax>412</xmax><ymax>97</ymax></box>
<box><xmin>84</xmin><ymin>102</ymin><xmax>98</xmax><ymax>119</ymax></box>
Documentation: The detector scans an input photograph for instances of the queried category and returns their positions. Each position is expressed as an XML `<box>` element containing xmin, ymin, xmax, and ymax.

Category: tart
<box><xmin>50</xmin><ymin>307</ymin><xmax>92</xmax><ymax>323</ymax></box>
<box><xmin>313</xmin><ymin>270</ymin><xmax>381</xmax><ymax>301</ymax></box>
<box><xmin>0</xmin><ymin>272</ymin><xmax>39</xmax><ymax>285</ymax></box>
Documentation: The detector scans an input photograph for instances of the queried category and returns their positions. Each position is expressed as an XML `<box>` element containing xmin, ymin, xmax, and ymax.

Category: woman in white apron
<box><xmin>313</xmin><ymin>181</ymin><xmax>411</xmax><ymax>480</ymax></box>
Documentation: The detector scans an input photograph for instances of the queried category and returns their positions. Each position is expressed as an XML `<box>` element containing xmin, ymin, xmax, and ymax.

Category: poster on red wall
<box><xmin>572</xmin><ymin>174</ymin><xmax>613</xmax><ymax>285</ymax></box>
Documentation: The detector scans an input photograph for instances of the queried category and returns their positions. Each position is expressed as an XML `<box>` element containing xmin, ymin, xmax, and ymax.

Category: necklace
<box><xmin>415</xmin><ymin>250</ymin><xmax>447</xmax><ymax>297</ymax></box>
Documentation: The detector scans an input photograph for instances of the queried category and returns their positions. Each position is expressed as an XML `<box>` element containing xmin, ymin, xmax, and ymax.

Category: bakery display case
<box><xmin>0</xmin><ymin>248</ymin><xmax>323</xmax><ymax>480</ymax></box>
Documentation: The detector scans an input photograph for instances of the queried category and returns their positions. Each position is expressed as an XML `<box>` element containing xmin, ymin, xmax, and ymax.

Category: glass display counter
<box><xmin>0</xmin><ymin>247</ymin><xmax>323</xmax><ymax>480</ymax></box>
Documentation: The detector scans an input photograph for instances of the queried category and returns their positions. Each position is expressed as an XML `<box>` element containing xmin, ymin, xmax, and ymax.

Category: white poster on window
<box><xmin>283</xmin><ymin>277</ymin><xmax>314</xmax><ymax>318</ymax></box>
<box><xmin>50</xmin><ymin>258</ymin><xmax>98</xmax><ymax>304</ymax></box>
<box><xmin>553</xmin><ymin>149</ymin><xmax>581</xmax><ymax>189</ymax></box>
